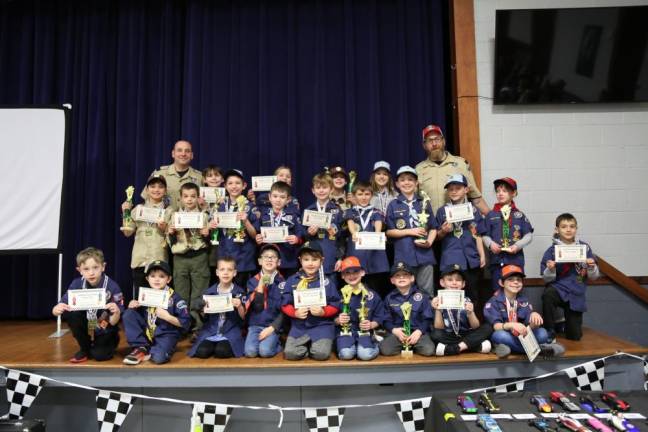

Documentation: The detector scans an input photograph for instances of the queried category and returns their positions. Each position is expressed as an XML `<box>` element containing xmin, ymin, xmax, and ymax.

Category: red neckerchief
<box><xmin>493</xmin><ymin>200</ymin><xmax>518</xmax><ymax>230</ymax></box>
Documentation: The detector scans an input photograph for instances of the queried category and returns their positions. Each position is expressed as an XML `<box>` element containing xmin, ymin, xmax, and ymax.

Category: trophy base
<box><xmin>401</xmin><ymin>349</ymin><xmax>414</xmax><ymax>358</ymax></box>
<box><xmin>357</xmin><ymin>331</ymin><xmax>370</xmax><ymax>337</ymax></box>
<box><xmin>210</xmin><ymin>240</ymin><xmax>219</xmax><ymax>246</ymax></box>
<box><xmin>501</xmin><ymin>247</ymin><xmax>512</xmax><ymax>253</ymax></box>
<box><xmin>233</xmin><ymin>238</ymin><xmax>245</xmax><ymax>243</ymax></box>
<box><xmin>413</xmin><ymin>238</ymin><xmax>427</xmax><ymax>245</ymax></box>
<box><xmin>120</xmin><ymin>227</ymin><xmax>135</xmax><ymax>234</ymax></box>
<box><xmin>339</xmin><ymin>330</ymin><xmax>352</xmax><ymax>337</ymax></box>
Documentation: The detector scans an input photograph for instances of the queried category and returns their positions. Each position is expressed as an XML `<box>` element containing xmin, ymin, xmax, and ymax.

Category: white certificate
<box><xmin>213</xmin><ymin>212</ymin><xmax>241</xmax><ymax>229</ymax></box>
<box><xmin>303</xmin><ymin>210</ymin><xmax>332</xmax><ymax>229</ymax></box>
<box><xmin>355</xmin><ymin>232</ymin><xmax>386</xmax><ymax>250</ymax></box>
<box><xmin>518</xmin><ymin>326</ymin><xmax>540</xmax><ymax>362</ymax></box>
<box><xmin>554</xmin><ymin>244</ymin><xmax>587</xmax><ymax>263</ymax></box>
<box><xmin>203</xmin><ymin>294</ymin><xmax>234</xmax><ymax>313</ymax></box>
<box><xmin>251</xmin><ymin>176</ymin><xmax>277</xmax><ymax>191</ymax></box>
<box><xmin>444</xmin><ymin>202</ymin><xmax>474</xmax><ymax>223</ymax></box>
<box><xmin>134</xmin><ymin>205</ymin><xmax>165</xmax><ymax>224</ymax></box>
<box><xmin>200</xmin><ymin>187</ymin><xmax>225</xmax><ymax>203</ymax></box>
<box><xmin>138</xmin><ymin>287</ymin><xmax>169</xmax><ymax>309</ymax></box>
<box><xmin>437</xmin><ymin>289</ymin><xmax>465</xmax><ymax>309</ymax></box>
<box><xmin>67</xmin><ymin>288</ymin><xmax>106</xmax><ymax>311</ymax></box>
<box><xmin>173</xmin><ymin>212</ymin><xmax>204</xmax><ymax>229</ymax></box>
<box><xmin>261</xmin><ymin>226</ymin><xmax>289</xmax><ymax>243</ymax></box>
<box><xmin>293</xmin><ymin>287</ymin><xmax>327</xmax><ymax>308</ymax></box>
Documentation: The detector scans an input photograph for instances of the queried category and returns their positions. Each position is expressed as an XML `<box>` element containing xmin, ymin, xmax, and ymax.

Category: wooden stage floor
<box><xmin>1</xmin><ymin>320</ymin><xmax>645</xmax><ymax>370</ymax></box>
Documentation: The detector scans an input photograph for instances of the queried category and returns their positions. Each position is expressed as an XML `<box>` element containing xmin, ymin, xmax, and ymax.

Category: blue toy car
<box><xmin>477</xmin><ymin>414</ymin><xmax>503</xmax><ymax>432</ymax></box>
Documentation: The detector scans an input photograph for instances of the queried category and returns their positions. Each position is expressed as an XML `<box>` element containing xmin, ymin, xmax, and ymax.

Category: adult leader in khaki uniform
<box><xmin>415</xmin><ymin>124</ymin><xmax>489</xmax><ymax>215</ymax></box>
<box><xmin>142</xmin><ymin>140</ymin><xmax>203</xmax><ymax>210</ymax></box>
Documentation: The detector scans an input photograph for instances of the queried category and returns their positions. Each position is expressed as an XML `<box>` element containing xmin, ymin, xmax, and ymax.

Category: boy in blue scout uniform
<box><xmin>379</xmin><ymin>262</ymin><xmax>436</xmax><ymax>357</ymax></box>
<box><xmin>281</xmin><ymin>240</ymin><xmax>341</xmax><ymax>360</ymax></box>
<box><xmin>483</xmin><ymin>265</ymin><xmax>565</xmax><ymax>359</ymax></box>
<box><xmin>430</xmin><ymin>265</ymin><xmax>492</xmax><ymax>356</ymax></box>
<box><xmin>483</xmin><ymin>177</ymin><xmax>534</xmax><ymax>291</ymax></box>
<box><xmin>248</xmin><ymin>165</ymin><xmax>300</xmax><ymax>214</ymax></box>
<box><xmin>254</xmin><ymin>181</ymin><xmax>304</xmax><ymax>279</ymax></box>
<box><xmin>52</xmin><ymin>247</ymin><xmax>124</xmax><ymax>363</ymax></box>
<box><xmin>335</xmin><ymin>256</ymin><xmax>386</xmax><ymax>361</ymax></box>
<box><xmin>244</xmin><ymin>244</ymin><xmax>286</xmax><ymax>358</ymax></box>
<box><xmin>541</xmin><ymin>213</ymin><xmax>600</xmax><ymax>341</ymax></box>
<box><xmin>385</xmin><ymin>166</ymin><xmax>438</xmax><ymax>297</ymax></box>
<box><xmin>301</xmin><ymin>173</ymin><xmax>344</xmax><ymax>275</ymax></box>
<box><xmin>188</xmin><ymin>256</ymin><xmax>247</xmax><ymax>358</ymax></box>
<box><xmin>122</xmin><ymin>260</ymin><xmax>191</xmax><ymax>365</ymax></box>
<box><xmin>435</xmin><ymin>174</ymin><xmax>487</xmax><ymax>305</ymax></box>
<box><xmin>212</xmin><ymin>169</ymin><xmax>259</xmax><ymax>286</ymax></box>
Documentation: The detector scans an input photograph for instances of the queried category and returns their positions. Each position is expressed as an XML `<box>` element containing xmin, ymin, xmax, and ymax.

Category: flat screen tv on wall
<box><xmin>494</xmin><ymin>6</ymin><xmax>648</xmax><ymax>105</ymax></box>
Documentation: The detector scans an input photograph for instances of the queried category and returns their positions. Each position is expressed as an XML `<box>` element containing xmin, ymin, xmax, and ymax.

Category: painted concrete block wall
<box><xmin>474</xmin><ymin>0</ymin><xmax>648</xmax><ymax>277</ymax></box>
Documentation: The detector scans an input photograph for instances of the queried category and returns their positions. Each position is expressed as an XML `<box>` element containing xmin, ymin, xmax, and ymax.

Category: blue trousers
<box><xmin>123</xmin><ymin>309</ymin><xmax>180</xmax><ymax>364</ymax></box>
<box><xmin>491</xmin><ymin>327</ymin><xmax>549</xmax><ymax>353</ymax></box>
<box><xmin>244</xmin><ymin>325</ymin><xmax>282</xmax><ymax>358</ymax></box>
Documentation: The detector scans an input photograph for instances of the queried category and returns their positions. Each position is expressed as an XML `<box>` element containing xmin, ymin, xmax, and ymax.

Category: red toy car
<box><xmin>600</xmin><ymin>392</ymin><xmax>630</xmax><ymax>412</ymax></box>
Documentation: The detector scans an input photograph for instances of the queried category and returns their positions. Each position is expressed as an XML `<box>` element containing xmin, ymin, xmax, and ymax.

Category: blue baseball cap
<box><xmin>390</xmin><ymin>261</ymin><xmax>414</xmax><ymax>276</ymax></box>
<box><xmin>395</xmin><ymin>165</ymin><xmax>418</xmax><ymax>179</ymax></box>
<box><xmin>440</xmin><ymin>264</ymin><xmax>465</xmax><ymax>278</ymax></box>
<box><xmin>299</xmin><ymin>240</ymin><xmax>324</xmax><ymax>256</ymax></box>
<box><xmin>444</xmin><ymin>173</ymin><xmax>468</xmax><ymax>188</ymax></box>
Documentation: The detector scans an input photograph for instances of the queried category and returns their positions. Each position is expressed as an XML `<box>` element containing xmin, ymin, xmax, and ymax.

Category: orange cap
<box><xmin>340</xmin><ymin>256</ymin><xmax>363</xmax><ymax>272</ymax></box>
<box><xmin>500</xmin><ymin>264</ymin><xmax>525</xmax><ymax>281</ymax></box>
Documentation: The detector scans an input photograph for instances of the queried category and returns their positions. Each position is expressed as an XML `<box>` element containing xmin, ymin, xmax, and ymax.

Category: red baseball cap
<box><xmin>340</xmin><ymin>256</ymin><xmax>363</xmax><ymax>273</ymax></box>
<box><xmin>422</xmin><ymin>124</ymin><xmax>444</xmax><ymax>140</ymax></box>
<box><xmin>494</xmin><ymin>177</ymin><xmax>518</xmax><ymax>191</ymax></box>
<box><xmin>500</xmin><ymin>264</ymin><xmax>525</xmax><ymax>281</ymax></box>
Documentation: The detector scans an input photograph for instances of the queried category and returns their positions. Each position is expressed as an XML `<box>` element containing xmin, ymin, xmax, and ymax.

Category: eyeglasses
<box><xmin>425</xmin><ymin>136</ymin><xmax>444</xmax><ymax>143</ymax></box>
<box><xmin>260</xmin><ymin>255</ymin><xmax>278</xmax><ymax>261</ymax></box>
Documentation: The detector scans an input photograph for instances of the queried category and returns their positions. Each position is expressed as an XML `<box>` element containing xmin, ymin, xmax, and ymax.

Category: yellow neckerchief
<box><xmin>296</xmin><ymin>273</ymin><xmax>316</xmax><ymax>290</ymax></box>
<box><xmin>145</xmin><ymin>286</ymin><xmax>174</xmax><ymax>342</ymax></box>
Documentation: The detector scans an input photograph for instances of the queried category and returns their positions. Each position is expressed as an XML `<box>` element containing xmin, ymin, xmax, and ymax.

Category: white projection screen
<box><xmin>0</xmin><ymin>107</ymin><xmax>68</xmax><ymax>252</ymax></box>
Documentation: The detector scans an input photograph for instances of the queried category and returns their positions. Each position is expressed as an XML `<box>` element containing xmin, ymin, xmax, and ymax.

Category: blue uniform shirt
<box><xmin>342</xmin><ymin>206</ymin><xmax>389</xmax><ymax>274</ymax></box>
<box><xmin>483</xmin><ymin>291</ymin><xmax>534</xmax><ymax>326</ymax></box>
<box><xmin>436</xmin><ymin>204</ymin><xmax>486</xmax><ymax>270</ymax></box>
<box><xmin>386</xmin><ymin>194</ymin><xmax>439</xmax><ymax>267</ymax></box>
<box><xmin>540</xmin><ymin>240</ymin><xmax>596</xmax><ymax>313</ymax></box>
<box><xmin>336</xmin><ymin>286</ymin><xmax>386</xmax><ymax>349</ymax></box>
<box><xmin>132</xmin><ymin>289</ymin><xmax>191</xmax><ymax>339</ymax></box>
<box><xmin>188</xmin><ymin>283</ymin><xmax>246</xmax><ymax>357</ymax></box>
<box><xmin>255</xmin><ymin>206</ymin><xmax>304</xmax><ymax>269</ymax></box>
<box><xmin>382</xmin><ymin>285</ymin><xmax>434</xmax><ymax>334</ymax></box>
<box><xmin>439</xmin><ymin>297</ymin><xmax>474</xmax><ymax>334</ymax></box>
<box><xmin>245</xmin><ymin>272</ymin><xmax>286</xmax><ymax>328</ymax></box>
<box><xmin>485</xmin><ymin>206</ymin><xmax>533</xmax><ymax>267</ymax></box>
<box><xmin>255</xmin><ymin>192</ymin><xmax>300</xmax><ymax>214</ymax></box>
<box><xmin>301</xmin><ymin>201</ymin><xmax>344</xmax><ymax>274</ymax></box>
<box><xmin>281</xmin><ymin>271</ymin><xmax>341</xmax><ymax>341</ymax></box>
<box><xmin>216</xmin><ymin>196</ymin><xmax>259</xmax><ymax>272</ymax></box>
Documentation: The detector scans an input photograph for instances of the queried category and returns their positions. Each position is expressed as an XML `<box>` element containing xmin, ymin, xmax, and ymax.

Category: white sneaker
<box><xmin>435</xmin><ymin>343</ymin><xmax>447</xmax><ymax>356</ymax></box>
<box><xmin>479</xmin><ymin>340</ymin><xmax>492</xmax><ymax>354</ymax></box>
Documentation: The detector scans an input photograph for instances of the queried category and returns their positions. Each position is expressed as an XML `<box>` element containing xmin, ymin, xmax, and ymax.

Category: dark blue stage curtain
<box><xmin>0</xmin><ymin>0</ymin><xmax>448</xmax><ymax>318</ymax></box>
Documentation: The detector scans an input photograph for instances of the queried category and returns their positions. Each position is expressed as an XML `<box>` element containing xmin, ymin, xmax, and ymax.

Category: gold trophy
<box><xmin>400</xmin><ymin>301</ymin><xmax>413</xmax><ymax>357</ymax></box>
<box><xmin>347</xmin><ymin>170</ymin><xmax>357</xmax><ymax>194</ymax></box>
<box><xmin>233</xmin><ymin>196</ymin><xmax>248</xmax><ymax>243</ymax></box>
<box><xmin>339</xmin><ymin>285</ymin><xmax>353</xmax><ymax>336</ymax></box>
<box><xmin>356</xmin><ymin>288</ymin><xmax>371</xmax><ymax>337</ymax></box>
<box><xmin>500</xmin><ymin>204</ymin><xmax>511</xmax><ymax>251</ymax></box>
<box><xmin>414</xmin><ymin>190</ymin><xmax>430</xmax><ymax>245</ymax></box>
<box><xmin>120</xmin><ymin>186</ymin><xmax>135</xmax><ymax>234</ymax></box>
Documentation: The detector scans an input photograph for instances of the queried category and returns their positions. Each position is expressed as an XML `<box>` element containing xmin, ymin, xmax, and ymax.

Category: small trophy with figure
<box><xmin>233</xmin><ymin>196</ymin><xmax>248</xmax><ymax>243</ymax></box>
<box><xmin>120</xmin><ymin>186</ymin><xmax>135</xmax><ymax>234</ymax></box>
<box><xmin>400</xmin><ymin>301</ymin><xmax>413</xmax><ymax>357</ymax></box>
<box><xmin>339</xmin><ymin>285</ymin><xmax>353</xmax><ymax>336</ymax></box>
<box><xmin>414</xmin><ymin>190</ymin><xmax>431</xmax><ymax>245</ymax></box>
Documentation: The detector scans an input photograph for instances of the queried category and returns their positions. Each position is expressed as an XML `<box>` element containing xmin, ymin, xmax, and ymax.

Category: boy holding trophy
<box><xmin>379</xmin><ymin>262</ymin><xmax>435</xmax><ymax>357</ymax></box>
<box><xmin>334</xmin><ymin>256</ymin><xmax>385</xmax><ymax>361</ymax></box>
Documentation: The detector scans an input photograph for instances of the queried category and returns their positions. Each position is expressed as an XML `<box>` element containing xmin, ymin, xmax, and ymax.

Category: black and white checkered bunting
<box><xmin>565</xmin><ymin>359</ymin><xmax>605</xmax><ymax>391</ymax></box>
<box><xmin>304</xmin><ymin>407</ymin><xmax>345</xmax><ymax>432</ymax></box>
<box><xmin>96</xmin><ymin>390</ymin><xmax>136</xmax><ymax>432</ymax></box>
<box><xmin>2</xmin><ymin>369</ymin><xmax>46</xmax><ymax>419</ymax></box>
<box><xmin>393</xmin><ymin>397</ymin><xmax>431</xmax><ymax>432</ymax></box>
<box><xmin>191</xmin><ymin>403</ymin><xmax>233</xmax><ymax>432</ymax></box>
<box><xmin>487</xmin><ymin>380</ymin><xmax>525</xmax><ymax>393</ymax></box>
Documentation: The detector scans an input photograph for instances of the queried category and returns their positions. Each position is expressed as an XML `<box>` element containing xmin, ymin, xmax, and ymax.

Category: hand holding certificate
<box><xmin>444</xmin><ymin>202</ymin><xmax>475</xmax><ymax>223</ymax></box>
<box><xmin>134</xmin><ymin>206</ymin><xmax>165</xmax><ymax>224</ymax></box>
<box><xmin>554</xmin><ymin>244</ymin><xmax>587</xmax><ymax>263</ymax></box>
<box><xmin>251</xmin><ymin>176</ymin><xmax>277</xmax><ymax>192</ymax></box>
<box><xmin>212</xmin><ymin>212</ymin><xmax>241</xmax><ymax>229</ymax></box>
<box><xmin>518</xmin><ymin>326</ymin><xmax>540</xmax><ymax>362</ymax></box>
<box><xmin>355</xmin><ymin>232</ymin><xmax>386</xmax><ymax>250</ymax></box>
<box><xmin>203</xmin><ymin>294</ymin><xmax>234</xmax><ymax>313</ymax></box>
<box><xmin>293</xmin><ymin>287</ymin><xmax>327</xmax><ymax>308</ymax></box>
<box><xmin>68</xmin><ymin>288</ymin><xmax>106</xmax><ymax>311</ymax></box>
<box><xmin>261</xmin><ymin>226</ymin><xmax>289</xmax><ymax>243</ymax></box>
<box><xmin>173</xmin><ymin>212</ymin><xmax>204</xmax><ymax>229</ymax></box>
<box><xmin>303</xmin><ymin>210</ymin><xmax>332</xmax><ymax>229</ymax></box>
<box><xmin>138</xmin><ymin>288</ymin><xmax>170</xmax><ymax>309</ymax></box>
<box><xmin>437</xmin><ymin>289</ymin><xmax>465</xmax><ymax>309</ymax></box>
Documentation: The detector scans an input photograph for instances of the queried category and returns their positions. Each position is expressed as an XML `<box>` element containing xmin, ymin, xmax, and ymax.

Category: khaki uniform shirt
<box><xmin>141</xmin><ymin>165</ymin><xmax>203</xmax><ymax>210</ymax></box>
<box><xmin>415</xmin><ymin>152</ymin><xmax>482</xmax><ymax>213</ymax></box>
<box><xmin>124</xmin><ymin>202</ymin><xmax>173</xmax><ymax>268</ymax></box>
<box><xmin>168</xmin><ymin>208</ymin><xmax>209</xmax><ymax>255</ymax></box>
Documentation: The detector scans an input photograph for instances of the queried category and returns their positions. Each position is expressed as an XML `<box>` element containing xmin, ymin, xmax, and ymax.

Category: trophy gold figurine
<box><xmin>339</xmin><ymin>285</ymin><xmax>353</xmax><ymax>336</ymax></box>
<box><xmin>400</xmin><ymin>301</ymin><xmax>413</xmax><ymax>357</ymax></box>
<box><xmin>347</xmin><ymin>170</ymin><xmax>357</xmax><ymax>194</ymax></box>
<box><xmin>356</xmin><ymin>289</ymin><xmax>371</xmax><ymax>337</ymax></box>
<box><xmin>414</xmin><ymin>190</ymin><xmax>431</xmax><ymax>245</ymax></box>
<box><xmin>233</xmin><ymin>196</ymin><xmax>248</xmax><ymax>243</ymax></box>
<box><xmin>500</xmin><ymin>204</ymin><xmax>511</xmax><ymax>251</ymax></box>
<box><xmin>120</xmin><ymin>185</ymin><xmax>135</xmax><ymax>234</ymax></box>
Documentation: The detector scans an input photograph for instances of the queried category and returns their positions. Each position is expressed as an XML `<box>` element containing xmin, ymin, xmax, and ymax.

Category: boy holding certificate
<box><xmin>335</xmin><ymin>256</ymin><xmax>385</xmax><ymax>361</ymax></box>
<box><xmin>52</xmin><ymin>247</ymin><xmax>124</xmax><ymax>363</ymax></box>
<box><xmin>483</xmin><ymin>177</ymin><xmax>534</xmax><ymax>291</ymax></box>
<box><xmin>122</xmin><ymin>260</ymin><xmax>191</xmax><ymax>365</ymax></box>
<box><xmin>343</xmin><ymin>181</ymin><xmax>390</xmax><ymax>296</ymax></box>
<box><xmin>254</xmin><ymin>181</ymin><xmax>304</xmax><ymax>278</ymax></box>
<box><xmin>385</xmin><ymin>166</ymin><xmax>438</xmax><ymax>297</ymax></box>
<box><xmin>379</xmin><ymin>262</ymin><xmax>436</xmax><ymax>357</ymax></box>
<box><xmin>167</xmin><ymin>182</ymin><xmax>211</xmax><ymax>333</ymax></box>
<box><xmin>244</xmin><ymin>244</ymin><xmax>286</xmax><ymax>358</ymax></box>
<box><xmin>541</xmin><ymin>213</ymin><xmax>599</xmax><ymax>341</ymax></box>
<box><xmin>188</xmin><ymin>257</ymin><xmax>247</xmax><ymax>358</ymax></box>
<box><xmin>430</xmin><ymin>265</ymin><xmax>492</xmax><ymax>356</ymax></box>
<box><xmin>483</xmin><ymin>265</ymin><xmax>564</xmax><ymax>359</ymax></box>
<box><xmin>435</xmin><ymin>174</ymin><xmax>486</xmax><ymax>304</ymax></box>
<box><xmin>301</xmin><ymin>173</ymin><xmax>344</xmax><ymax>275</ymax></box>
<box><xmin>247</xmin><ymin>165</ymin><xmax>300</xmax><ymax>214</ymax></box>
<box><xmin>281</xmin><ymin>241</ymin><xmax>341</xmax><ymax>360</ymax></box>
<box><xmin>121</xmin><ymin>174</ymin><xmax>172</xmax><ymax>297</ymax></box>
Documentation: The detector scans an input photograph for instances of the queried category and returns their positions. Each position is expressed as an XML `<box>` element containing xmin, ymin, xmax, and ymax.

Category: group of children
<box><xmin>53</xmin><ymin>160</ymin><xmax>600</xmax><ymax>364</ymax></box>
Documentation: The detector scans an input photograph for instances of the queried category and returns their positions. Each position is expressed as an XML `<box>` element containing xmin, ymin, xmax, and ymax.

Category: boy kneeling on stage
<box><xmin>122</xmin><ymin>260</ymin><xmax>191</xmax><ymax>365</ymax></box>
<box><xmin>52</xmin><ymin>247</ymin><xmax>124</xmax><ymax>363</ymax></box>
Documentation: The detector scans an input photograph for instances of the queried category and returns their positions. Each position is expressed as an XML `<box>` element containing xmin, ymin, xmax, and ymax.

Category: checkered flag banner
<box><xmin>190</xmin><ymin>403</ymin><xmax>233</xmax><ymax>432</ymax></box>
<box><xmin>96</xmin><ymin>390</ymin><xmax>136</xmax><ymax>432</ymax></box>
<box><xmin>304</xmin><ymin>407</ymin><xmax>345</xmax><ymax>432</ymax></box>
<box><xmin>2</xmin><ymin>369</ymin><xmax>46</xmax><ymax>419</ymax></box>
<box><xmin>393</xmin><ymin>397</ymin><xmax>431</xmax><ymax>432</ymax></box>
<box><xmin>565</xmin><ymin>358</ymin><xmax>605</xmax><ymax>391</ymax></box>
<box><xmin>487</xmin><ymin>380</ymin><xmax>525</xmax><ymax>393</ymax></box>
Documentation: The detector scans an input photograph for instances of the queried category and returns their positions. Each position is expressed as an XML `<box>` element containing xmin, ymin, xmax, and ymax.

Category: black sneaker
<box><xmin>69</xmin><ymin>350</ymin><xmax>89</xmax><ymax>364</ymax></box>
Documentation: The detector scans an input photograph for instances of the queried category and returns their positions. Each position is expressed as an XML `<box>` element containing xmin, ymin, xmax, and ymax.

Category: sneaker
<box><xmin>494</xmin><ymin>344</ymin><xmax>511</xmax><ymax>359</ymax></box>
<box><xmin>477</xmin><ymin>340</ymin><xmax>492</xmax><ymax>354</ymax></box>
<box><xmin>435</xmin><ymin>343</ymin><xmax>447</xmax><ymax>356</ymax></box>
<box><xmin>69</xmin><ymin>350</ymin><xmax>89</xmax><ymax>364</ymax></box>
<box><xmin>539</xmin><ymin>343</ymin><xmax>565</xmax><ymax>359</ymax></box>
<box><xmin>123</xmin><ymin>347</ymin><xmax>151</xmax><ymax>365</ymax></box>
